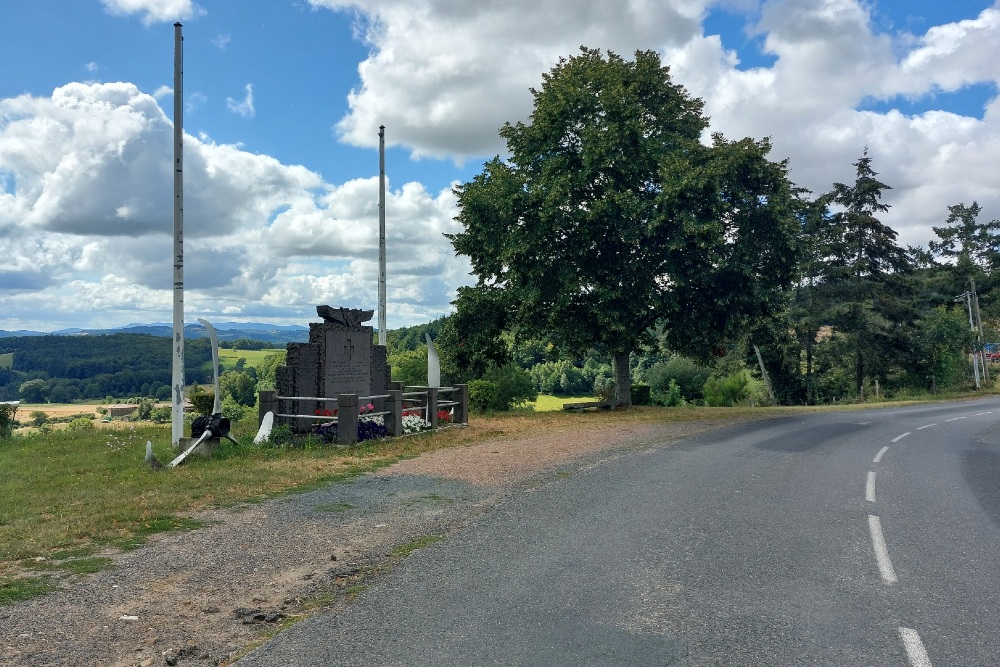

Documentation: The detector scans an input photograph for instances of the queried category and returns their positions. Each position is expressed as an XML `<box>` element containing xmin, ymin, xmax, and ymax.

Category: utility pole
<box><xmin>971</xmin><ymin>278</ymin><xmax>989</xmax><ymax>383</ymax></box>
<box><xmin>959</xmin><ymin>290</ymin><xmax>981</xmax><ymax>389</ymax></box>
<box><xmin>753</xmin><ymin>345</ymin><xmax>776</xmax><ymax>407</ymax></box>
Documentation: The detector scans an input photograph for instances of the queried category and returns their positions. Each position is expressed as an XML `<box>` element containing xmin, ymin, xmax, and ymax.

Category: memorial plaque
<box><xmin>324</xmin><ymin>330</ymin><xmax>372</xmax><ymax>396</ymax></box>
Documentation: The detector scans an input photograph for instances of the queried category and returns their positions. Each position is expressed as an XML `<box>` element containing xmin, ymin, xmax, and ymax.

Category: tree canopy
<box><xmin>448</xmin><ymin>47</ymin><xmax>799</xmax><ymax>404</ymax></box>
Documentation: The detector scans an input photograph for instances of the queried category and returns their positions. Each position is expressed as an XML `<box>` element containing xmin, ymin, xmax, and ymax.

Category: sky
<box><xmin>1</xmin><ymin>0</ymin><xmax>999</xmax><ymax>333</ymax></box>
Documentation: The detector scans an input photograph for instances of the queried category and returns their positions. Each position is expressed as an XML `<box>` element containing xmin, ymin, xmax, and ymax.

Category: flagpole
<box><xmin>378</xmin><ymin>125</ymin><xmax>387</xmax><ymax>347</ymax></box>
<box><xmin>171</xmin><ymin>22</ymin><xmax>185</xmax><ymax>446</ymax></box>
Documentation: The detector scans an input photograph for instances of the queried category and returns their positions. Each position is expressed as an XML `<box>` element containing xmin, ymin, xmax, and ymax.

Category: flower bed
<box><xmin>311</xmin><ymin>403</ymin><xmax>388</xmax><ymax>443</ymax></box>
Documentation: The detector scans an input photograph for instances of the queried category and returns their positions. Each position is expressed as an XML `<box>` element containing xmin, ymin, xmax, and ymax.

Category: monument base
<box><xmin>176</xmin><ymin>437</ymin><xmax>219</xmax><ymax>458</ymax></box>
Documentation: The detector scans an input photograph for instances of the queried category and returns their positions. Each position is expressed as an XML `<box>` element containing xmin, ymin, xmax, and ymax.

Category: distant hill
<box><xmin>0</xmin><ymin>322</ymin><xmax>310</xmax><ymax>345</ymax></box>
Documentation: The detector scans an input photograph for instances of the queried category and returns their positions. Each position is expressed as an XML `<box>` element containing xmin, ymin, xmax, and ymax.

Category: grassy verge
<box><xmin>0</xmin><ymin>394</ymin><xmax>984</xmax><ymax>604</ymax></box>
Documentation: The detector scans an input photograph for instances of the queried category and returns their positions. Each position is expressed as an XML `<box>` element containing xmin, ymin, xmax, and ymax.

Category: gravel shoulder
<box><xmin>0</xmin><ymin>414</ymin><xmax>760</xmax><ymax>667</ymax></box>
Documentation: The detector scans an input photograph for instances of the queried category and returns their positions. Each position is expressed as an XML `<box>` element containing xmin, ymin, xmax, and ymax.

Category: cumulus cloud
<box><xmin>0</xmin><ymin>83</ymin><xmax>463</xmax><ymax>330</ymax></box>
<box><xmin>5</xmin><ymin>0</ymin><xmax>1000</xmax><ymax>332</ymax></box>
<box><xmin>310</xmin><ymin>0</ymin><xmax>713</xmax><ymax>161</ymax></box>
<box><xmin>300</xmin><ymin>0</ymin><xmax>997</xmax><ymax>251</ymax></box>
<box><xmin>101</xmin><ymin>0</ymin><xmax>204</xmax><ymax>24</ymax></box>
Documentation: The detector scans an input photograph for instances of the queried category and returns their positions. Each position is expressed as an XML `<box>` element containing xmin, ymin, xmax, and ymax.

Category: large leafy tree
<box><xmin>448</xmin><ymin>48</ymin><xmax>798</xmax><ymax>404</ymax></box>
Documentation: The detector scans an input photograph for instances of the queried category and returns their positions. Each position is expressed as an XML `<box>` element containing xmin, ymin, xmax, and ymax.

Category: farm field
<box><xmin>210</xmin><ymin>347</ymin><xmax>285</xmax><ymax>373</ymax></box>
<box><xmin>0</xmin><ymin>353</ymin><xmax>11</xmax><ymax>369</ymax></box>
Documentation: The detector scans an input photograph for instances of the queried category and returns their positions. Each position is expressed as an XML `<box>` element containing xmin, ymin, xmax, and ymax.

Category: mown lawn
<box><xmin>529</xmin><ymin>394</ymin><xmax>596</xmax><ymax>411</ymax></box>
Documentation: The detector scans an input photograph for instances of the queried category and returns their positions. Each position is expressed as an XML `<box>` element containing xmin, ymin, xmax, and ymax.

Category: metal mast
<box><xmin>378</xmin><ymin>125</ymin><xmax>387</xmax><ymax>347</ymax></box>
<box><xmin>171</xmin><ymin>22</ymin><xmax>185</xmax><ymax>446</ymax></box>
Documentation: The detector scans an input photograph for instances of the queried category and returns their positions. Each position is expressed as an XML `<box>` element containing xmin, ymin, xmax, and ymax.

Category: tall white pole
<box><xmin>171</xmin><ymin>23</ymin><xmax>186</xmax><ymax>446</ymax></box>
<box><xmin>378</xmin><ymin>125</ymin><xmax>387</xmax><ymax>347</ymax></box>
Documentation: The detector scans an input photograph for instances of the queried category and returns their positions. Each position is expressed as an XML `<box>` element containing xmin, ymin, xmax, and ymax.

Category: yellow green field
<box><xmin>214</xmin><ymin>348</ymin><xmax>285</xmax><ymax>372</ymax></box>
<box><xmin>0</xmin><ymin>353</ymin><xmax>12</xmax><ymax>369</ymax></box>
<box><xmin>528</xmin><ymin>394</ymin><xmax>595</xmax><ymax>411</ymax></box>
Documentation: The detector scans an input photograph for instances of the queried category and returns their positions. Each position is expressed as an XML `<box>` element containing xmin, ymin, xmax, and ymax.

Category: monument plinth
<box><xmin>275</xmin><ymin>306</ymin><xmax>390</xmax><ymax>432</ymax></box>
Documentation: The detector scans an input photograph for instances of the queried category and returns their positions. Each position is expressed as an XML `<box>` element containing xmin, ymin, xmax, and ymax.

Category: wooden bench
<box><xmin>561</xmin><ymin>401</ymin><xmax>613</xmax><ymax>412</ymax></box>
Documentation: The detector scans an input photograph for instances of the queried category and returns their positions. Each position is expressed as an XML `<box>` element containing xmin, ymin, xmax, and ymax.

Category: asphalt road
<box><xmin>236</xmin><ymin>398</ymin><xmax>1000</xmax><ymax>666</ymax></box>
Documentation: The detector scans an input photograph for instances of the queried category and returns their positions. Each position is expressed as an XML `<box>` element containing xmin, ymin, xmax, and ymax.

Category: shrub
<box><xmin>188</xmin><ymin>391</ymin><xmax>216</xmax><ymax>415</ymax></box>
<box><xmin>468</xmin><ymin>379</ymin><xmax>501</xmax><ymax>413</ymax></box>
<box><xmin>702</xmin><ymin>370</ymin><xmax>764</xmax><ymax>407</ymax></box>
<box><xmin>647</xmin><ymin>356</ymin><xmax>712</xmax><ymax>402</ymax></box>
<box><xmin>658</xmin><ymin>379</ymin><xmax>685</xmax><ymax>407</ymax></box>
<box><xmin>67</xmin><ymin>417</ymin><xmax>94</xmax><ymax>431</ymax></box>
<box><xmin>630</xmin><ymin>384</ymin><xmax>651</xmax><ymax>406</ymax></box>
<box><xmin>0</xmin><ymin>402</ymin><xmax>17</xmax><ymax>439</ymax></box>
<box><xmin>30</xmin><ymin>411</ymin><xmax>48</xmax><ymax>427</ymax></box>
<box><xmin>471</xmin><ymin>365</ymin><xmax>538</xmax><ymax>412</ymax></box>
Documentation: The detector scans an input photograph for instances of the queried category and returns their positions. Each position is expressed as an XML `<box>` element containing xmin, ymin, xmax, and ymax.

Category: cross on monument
<box><xmin>343</xmin><ymin>340</ymin><xmax>355</xmax><ymax>360</ymax></box>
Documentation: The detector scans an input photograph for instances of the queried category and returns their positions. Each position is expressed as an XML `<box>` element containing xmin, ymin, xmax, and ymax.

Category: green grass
<box><xmin>0</xmin><ymin>575</ymin><xmax>58</xmax><ymax>604</ymax></box>
<box><xmin>0</xmin><ymin>352</ymin><xmax>12</xmax><ymax>369</ymax></box>
<box><xmin>25</xmin><ymin>556</ymin><xmax>114</xmax><ymax>575</ymax></box>
<box><xmin>390</xmin><ymin>535</ymin><xmax>444</xmax><ymax>559</ymax></box>
<box><xmin>529</xmin><ymin>394</ymin><xmax>596</xmax><ymax>411</ymax></box>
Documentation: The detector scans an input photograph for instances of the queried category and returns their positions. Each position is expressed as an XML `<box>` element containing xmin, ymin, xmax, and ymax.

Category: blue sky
<box><xmin>1</xmin><ymin>0</ymin><xmax>999</xmax><ymax>332</ymax></box>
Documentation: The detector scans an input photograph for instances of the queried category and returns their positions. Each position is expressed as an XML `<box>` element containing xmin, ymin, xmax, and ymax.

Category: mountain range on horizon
<box><xmin>0</xmin><ymin>321</ymin><xmax>311</xmax><ymax>345</ymax></box>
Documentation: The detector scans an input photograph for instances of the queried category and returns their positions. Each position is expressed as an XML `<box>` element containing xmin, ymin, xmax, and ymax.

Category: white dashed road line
<box><xmin>868</xmin><ymin>514</ymin><xmax>897</xmax><ymax>583</ymax></box>
<box><xmin>892</xmin><ymin>432</ymin><xmax>910</xmax><ymax>443</ymax></box>
<box><xmin>899</xmin><ymin>627</ymin><xmax>933</xmax><ymax>666</ymax></box>
<box><xmin>915</xmin><ymin>424</ymin><xmax>936</xmax><ymax>430</ymax></box>
<box><xmin>873</xmin><ymin>446</ymin><xmax>889</xmax><ymax>463</ymax></box>
<box><xmin>865</xmin><ymin>471</ymin><xmax>876</xmax><ymax>502</ymax></box>
<box><xmin>945</xmin><ymin>416</ymin><xmax>966</xmax><ymax>422</ymax></box>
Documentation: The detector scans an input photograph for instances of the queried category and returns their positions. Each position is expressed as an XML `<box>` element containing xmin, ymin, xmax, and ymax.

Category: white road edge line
<box><xmin>866</xmin><ymin>471</ymin><xmax>876</xmax><ymax>502</ymax></box>
<box><xmin>916</xmin><ymin>424</ymin><xmax>936</xmax><ymax>430</ymax></box>
<box><xmin>899</xmin><ymin>627</ymin><xmax>932</xmax><ymax>666</ymax></box>
<box><xmin>892</xmin><ymin>432</ymin><xmax>911</xmax><ymax>443</ymax></box>
<box><xmin>868</xmin><ymin>515</ymin><xmax>897</xmax><ymax>583</ymax></box>
<box><xmin>873</xmin><ymin>446</ymin><xmax>889</xmax><ymax>463</ymax></box>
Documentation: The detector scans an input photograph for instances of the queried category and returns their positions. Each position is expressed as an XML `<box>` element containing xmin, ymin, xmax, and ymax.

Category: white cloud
<box><xmin>101</xmin><ymin>0</ymin><xmax>204</xmax><ymax>25</ymax></box>
<box><xmin>0</xmin><ymin>82</ymin><xmax>463</xmax><ymax>331</ymax></box>
<box><xmin>5</xmin><ymin>0</ymin><xmax>1000</xmax><ymax>332</ymax></box>
<box><xmin>311</xmin><ymin>0</ymin><xmax>713</xmax><ymax>161</ymax></box>
<box><xmin>226</xmin><ymin>84</ymin><xmax>255</xmax><ymax>118</ymax></box>
<box><xmin>212</xmin><ymin>33</ymin><xmax>231</xmax><ymax>50</ymax></box>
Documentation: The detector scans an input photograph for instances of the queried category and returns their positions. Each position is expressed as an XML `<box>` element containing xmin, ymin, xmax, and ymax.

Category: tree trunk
<box><xmin>612</xmin><ymin>350</ymin><xmax>632</xmax><ymax>407</ymax></box>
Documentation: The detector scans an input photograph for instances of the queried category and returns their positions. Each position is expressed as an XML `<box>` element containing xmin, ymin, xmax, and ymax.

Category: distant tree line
<box><xmin>0</xmin><ymin>334</ymin><xmax>214</xmax><ymax>402</ymax></box>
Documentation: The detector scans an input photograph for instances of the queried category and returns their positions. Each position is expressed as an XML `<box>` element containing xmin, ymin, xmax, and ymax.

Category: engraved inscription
<box><xmin>325</xmin><ymin>331</ymin><xmax>372</xmax><ymax>396</ymax></box>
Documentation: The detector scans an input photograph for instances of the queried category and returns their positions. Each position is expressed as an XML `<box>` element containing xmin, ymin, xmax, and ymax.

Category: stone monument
<box><xmin>275</xmin><ymin>306</ymin><xmax>390</xmax><ymax>432</ymax></box>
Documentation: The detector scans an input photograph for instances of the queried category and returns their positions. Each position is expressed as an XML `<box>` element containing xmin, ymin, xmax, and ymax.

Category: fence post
<box><xmin>337</xmin><ymin>394</ymin><xmax>358</xmax><ymax>446</ymax></box>
<box><xmin>426</xmin><ymin>387</ymin><xmax>439</xmax><ymax>428</ymax></box>
<box><xmin>258</xmin><ymin>390</ymin><xmax>276</xmax><ymax>426</ymax></box>
<box><xmin>453</xmin><ymin>383</ymin><xmax>468</xmax><ymax>424</ymax></box>
<box><xmin>388</xmin><ymin>381</ymin><xmax>404</xmax><ymax>392</ymax></box>
<box><xmin>385</xmin><ymin>389</ymin><xmax>403</xmax><ymax>437</ymax></box>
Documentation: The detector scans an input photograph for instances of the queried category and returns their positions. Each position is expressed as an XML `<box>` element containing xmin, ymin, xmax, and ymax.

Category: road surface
<box><xmin>236</xmin><ymin>398</ymin><xmax>1000</xmax><ymax>666</ymax></box>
